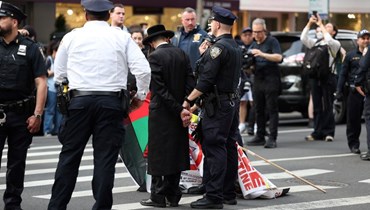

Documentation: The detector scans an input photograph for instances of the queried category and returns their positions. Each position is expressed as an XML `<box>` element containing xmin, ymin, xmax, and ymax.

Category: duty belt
<box><xmin>219</xmin><ymin>92</ymin><xmax>239</xmax><ymax>100</ymax></box>
<box><xmin>70</xmin><ymin>90</ymin><xmax>121</xmax><ymax>98</ymax></box>
<box><xmin>0</xmin><ymin>99</ymin><xmax>29</xmax><ymax>113</ymax></box>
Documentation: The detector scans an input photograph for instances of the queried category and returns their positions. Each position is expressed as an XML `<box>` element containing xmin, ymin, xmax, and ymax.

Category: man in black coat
<box><xmin>140</xmin><ymin>24</ymin><xmax>196</xmax><ymax>207</ymax></box>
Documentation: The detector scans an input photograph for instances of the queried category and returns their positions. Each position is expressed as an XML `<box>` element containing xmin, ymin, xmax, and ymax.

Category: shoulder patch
<box><xmin>210</xmin><ymin>46</ymin><xmax>222</xmax><ymax>59</ymax></box>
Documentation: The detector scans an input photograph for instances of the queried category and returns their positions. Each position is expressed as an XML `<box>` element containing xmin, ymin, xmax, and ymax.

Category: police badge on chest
<box><xmin>17</xmin><ymin>45</ymin><xmax>27</xmax><ymax>56</ymax></box>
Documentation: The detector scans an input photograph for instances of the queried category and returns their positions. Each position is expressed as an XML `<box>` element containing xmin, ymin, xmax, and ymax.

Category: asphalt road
<box><xmin>1</xmin><ymin>113</ymin><xmax>370</xmax><ymax>210</ymax></box>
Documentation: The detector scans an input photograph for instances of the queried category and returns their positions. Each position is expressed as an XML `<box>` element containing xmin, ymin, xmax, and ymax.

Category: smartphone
<box><xmin>312</xmin><ymin>10</ymin><xmax>318</xmax><ymax>18</ymax></box>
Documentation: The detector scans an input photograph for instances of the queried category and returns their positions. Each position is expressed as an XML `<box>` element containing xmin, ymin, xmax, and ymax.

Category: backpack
<box><xmin>303</xmin><ymin>40</ymin><xmax>330</xmax><ymax>80</ymax></box>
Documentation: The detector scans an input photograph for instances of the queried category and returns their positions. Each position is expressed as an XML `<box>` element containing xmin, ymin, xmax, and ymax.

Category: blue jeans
<box><xmin>44</xmin><ymin>90</ymin><xmax>62</xmax><ymax>135</ymax></box>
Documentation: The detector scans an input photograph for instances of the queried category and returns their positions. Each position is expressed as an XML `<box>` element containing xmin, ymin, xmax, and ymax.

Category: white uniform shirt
<box><xmin>54</xmin><ymin>21</ymin><xmax>150</xmax><ymax>100</ymax></box>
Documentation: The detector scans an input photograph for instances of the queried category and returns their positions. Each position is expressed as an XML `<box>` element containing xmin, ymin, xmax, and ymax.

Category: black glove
<box><xmin>335</xmin><ymin>91</ymin><xmax>343</xmax><ymax>101</ymax></box>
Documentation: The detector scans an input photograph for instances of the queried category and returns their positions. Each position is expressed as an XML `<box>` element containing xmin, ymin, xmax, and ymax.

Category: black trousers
<box><xmin>346</xmin><ymin>89</ymin><xmax>364</xmax><ymax>150</ymax></box>
<box><xmin>310</xmin><ymin>75</ymin><xmax>336</xmax><ymax>139</ymax></box>
<box><xmin>150</xmin><ymin>173</ymin><xmax>182</xmax><ymax>204</ymax></box>
<box><xmin>201</xmin><ymin>98</ymin><xmax>239</xmax><ymax>202</ymax></box>
<box><xmin>0</xmin><ymin>112</ymin><xmax>32</xmax><ymax>209</ymax></box>
<box><xmin>253</xmin><ymin>80</ymin><xmax>279</xmax><ymax>140</ymax></box>
<box><xmin>48</xmin><ymin>95</ymin><xmax>125</xmax><ymax>210</ymax></box>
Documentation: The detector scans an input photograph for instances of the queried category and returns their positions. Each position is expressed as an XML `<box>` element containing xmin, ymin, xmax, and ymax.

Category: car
<box><xmin>271</xmin><ymin>29</ymin><xmax>358</xmax><ymax>123</ymax></box>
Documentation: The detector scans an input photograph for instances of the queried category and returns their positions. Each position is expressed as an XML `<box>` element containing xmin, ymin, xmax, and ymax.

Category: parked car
<box><xmin>271</xmin><ymin>29</ymin><xmax>358</xmax><ymax>123</ymax></box>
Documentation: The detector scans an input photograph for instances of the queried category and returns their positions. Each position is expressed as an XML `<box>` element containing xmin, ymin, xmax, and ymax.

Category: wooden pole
<box><xmin>241</xmin><ymin>146</ymin><xmax>327</xmax><ymax>193</ymax></box>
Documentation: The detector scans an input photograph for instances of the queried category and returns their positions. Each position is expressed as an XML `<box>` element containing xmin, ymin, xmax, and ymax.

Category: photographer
<box><xmin>301</xmin><ymin>13</ymin><xmax>340</xmax><ymax>142</ymax></box>
<box><xmin>245</xmin><ymin>18</ymin><xmax>282</xmax><ymax>149</ymax></box>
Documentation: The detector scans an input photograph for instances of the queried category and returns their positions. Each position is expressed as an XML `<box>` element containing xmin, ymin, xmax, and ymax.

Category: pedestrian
<box><xmin>354</xmin><ymin>34</ymin><xmax>370</xmax><ymax>161</ymax></box>
<box><xmin>139</xmin><ymin>24</ymin><xmax>195</xmax><ymax>208</ymax></box>
<box><xmin>47</xmin><ymin>0</ymin><xmax>151</xmax><ymax>209</ymax></box>
<box><xmin>0</xmin><ymin>2</ymin><xmax>47</xmax><ymax>209</ymax></box>
<box><xmin>336</xmin><ymin>29</ymin><xmax>369</xmax><ymax>154</ymax></box>
<box><xmin>109</xmin><ymin>3</ymin><xmax>129</xmax><ymax>32</ymax></box>
<box><xmin>171</xmin><ymin>7</ymin><xmax>208</xmax><ymax>71</ymax></box>
<box><xmin>245</xmin><ymin>18</ymin><xmax>283</xmax><ymax>148</ymax></box>
<box><xmin>301</xmin><ymin>13</ymin><xmax>340</xmax><ymax>142</ymax></box>
<box><xmin>183</xmin><ymin>6</ymin><xmax>241</xmax><ymax>209</ymax></box>
<box><xmin>43</xmin><ymin>40</ymin><xmax>63</xmax><ymax>136</ymax></box>
<box><xmin>238</xmin><ymin>27</ymin><xmax>255</xmax><ymax>134</ymax></box>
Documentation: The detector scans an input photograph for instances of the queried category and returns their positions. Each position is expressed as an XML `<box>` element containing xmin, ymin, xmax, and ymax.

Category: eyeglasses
<box><xmin>207</xmin><ymin>17</ymin><xmax>215</xmax><ymax>25</ymax></box>
<box><xmin>252</xmin><ymin>30</ymin><xmax>265</xmax><ymax>34</ymax></box>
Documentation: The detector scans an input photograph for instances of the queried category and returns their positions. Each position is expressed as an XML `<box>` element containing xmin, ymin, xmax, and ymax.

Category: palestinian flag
<box><xmin>119</xmin><ymin>94</ymin><xmax>150</xmax><ymax>192</ymax></box>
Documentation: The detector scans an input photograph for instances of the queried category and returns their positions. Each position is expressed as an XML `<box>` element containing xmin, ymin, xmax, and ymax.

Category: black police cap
<box><xmin>81</xmin><ymin>0</ymin><xmax>114</xmax><ymax>12</ymax></box>
<box><xmin>210</xmin><ymin>6</ymin><xmax>237</xmax><ymax>26</ymax></box>
<box><xmin>0</xmin><ymin>1</ymin><xmax>27</xmax><ymax>21</ymax></box>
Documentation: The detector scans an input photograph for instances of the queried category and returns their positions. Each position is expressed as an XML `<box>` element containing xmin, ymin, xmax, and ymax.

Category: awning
<box><xmin>240</xmin><ymin>0</ymin><xmax>370</xmax><ymax>13</ymax></box>
<box><xmin>29</xmin><ymin>0</ymin><xmax>240</xmax><ymax>11</ymax></box>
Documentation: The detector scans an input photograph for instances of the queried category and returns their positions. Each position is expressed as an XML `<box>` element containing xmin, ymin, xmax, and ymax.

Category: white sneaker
<box><xmin>238</xmin><ymin>123</ymin><xmax>246</xmax><ymax>132</ymax></box>
<box><xmin>325</xmin><ymin>136</ymin><xmax>334</xmax><ymax>142</ymax></box>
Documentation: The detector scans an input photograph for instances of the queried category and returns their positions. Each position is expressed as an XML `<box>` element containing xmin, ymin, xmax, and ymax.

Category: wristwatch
<box><xmin>34</xmin><ymin>114</ymin><xmax>42</xmax><ymax>119</ymax></box>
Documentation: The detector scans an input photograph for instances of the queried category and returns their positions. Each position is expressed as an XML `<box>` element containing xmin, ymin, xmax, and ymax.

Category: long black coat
<box><xmin>147</xmin><ymin>43</ymin><xmax>195</xmax><ymax>176</ymax></box>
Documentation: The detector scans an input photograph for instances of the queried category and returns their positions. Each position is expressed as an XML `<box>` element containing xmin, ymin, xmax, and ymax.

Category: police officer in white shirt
<box><xmin>48</xmin><ymin>0</ymin><xmax>150</xmax><ymax>209</ymax></box>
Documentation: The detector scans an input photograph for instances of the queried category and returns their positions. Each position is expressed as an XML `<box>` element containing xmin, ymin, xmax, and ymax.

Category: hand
<box><xmin>182</xmin><ymin>100</ymin><xmax>191</xmax><ymax>110</ymax></box>
<box><xmin>180</xmin><ymin>109</ymin><xmax>191</xmax><ymax>127</ymax></box>
<box><xmin>334</xmin><ymin>91</ymin><xmax>343</xmax><ymax>101</ymax></box>
<box><xmin>26</xmin><ymin>115</ymin><xmax>41</xmax><ymax>134</ymax></box>
<box><xmin>18</xmin><ymin>29</ymin><xmax>29</xmax><ymax>37</ymax></box>
<box><xmin>250</xmin><ymin>49</ymin><xmax>264</xmax><ymax>58</ymax></box>
<box><xmin>199</xmin><ymin>41</ymin><xmax>210</xmax><ymax>55</ymax></box>
<box><xmin>190</xmin><ymin>104</ymin><xmax>199</xmax><ymax>113</ymax></box>
<box><xmin>356</xmin><ymin>86</ymin><xmax>366</xmax><ymax>97</ymax></box>
<box><xmin>130</xmin><ymin>97</ymin><xmax>143</xmax><ymax>112</ymax></box>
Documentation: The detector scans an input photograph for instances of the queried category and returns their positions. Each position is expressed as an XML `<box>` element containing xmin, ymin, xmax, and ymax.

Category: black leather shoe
<box><xmin>351</xmin><ymin>148</ymin><xmax>361</xmax><ymax>154</ymax></box>
<box><xmin>190</xmin><ymin>197</ymin><xmax>223</xmax><ymax>209</ymax></box>
<box><xmin>246</xmin><ymin>136</ymin><xmax>265</xmax><ymax>146</ymax></box>
<box><xmin>223</xmin><ymin>198</ymin><xmax>237</xmax><ymax>205</ymax></box>
<box><xmin>264</xmin><ymin>139</ymin><xmax>277</xmax><ymax>148</ymax></box>
<box><xmin>167</xmin><ymin>202</ymin><xmax>179</xmax><ymax>207</ymax></box>
<box><xmin>187</xmin><ymin>184</ymin><xmax>206</xmax><ymax>194</ymax></box>
<box><xmin>140</xmin><ymin>198</ymin><xmax>166</xmax><ymax>208</ymax></box>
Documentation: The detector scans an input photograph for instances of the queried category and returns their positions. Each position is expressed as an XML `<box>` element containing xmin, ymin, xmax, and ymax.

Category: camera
<box><xmin>242</xmin><ymin>48</ymin><xmax>255</xmax><ymax>70</ymax></box>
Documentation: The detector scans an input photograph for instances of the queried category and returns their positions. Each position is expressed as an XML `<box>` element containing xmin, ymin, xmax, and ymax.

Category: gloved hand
<box><xmin>244</xmin><ymin>81</ymin><xmax>251</xmax><ymax>92</ymax></box>
<box><xmin>334</xmin><ymin>91</ymin><xmax>343</xmax><ymax>101</ymax></box>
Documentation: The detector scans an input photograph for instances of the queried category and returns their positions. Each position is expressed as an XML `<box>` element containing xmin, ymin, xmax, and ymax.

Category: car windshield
<box><xmin>274</xmin><ymin>36</ymin><xmax>304</xmax><ymax>57</ymax></box>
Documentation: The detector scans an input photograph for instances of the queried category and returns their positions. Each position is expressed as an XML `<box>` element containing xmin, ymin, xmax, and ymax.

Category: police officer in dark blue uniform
<box><xmin>355</xmin><ymin>31</ymin><xmax>370</xmax><ymax>161</ymax></box>
<box><xmin>183</xmin><ymin>6</ymin><xmax>241</xmax><ymax>209</ymax></box>
<box><xmin>0</xmin><ymin>1</ymin><xmax>47</xmax><ymax>209</ymax></box>
<box><xmin>337</xmin><ymin>30</ymin><xmax>369</xmax><ymax>154</ymax></box>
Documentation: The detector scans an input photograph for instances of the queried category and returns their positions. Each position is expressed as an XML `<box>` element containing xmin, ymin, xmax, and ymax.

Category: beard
<box><xmin>0</xmin><ymin>24</ymin><xmax>12</xmax><ymax>37</ymax></box>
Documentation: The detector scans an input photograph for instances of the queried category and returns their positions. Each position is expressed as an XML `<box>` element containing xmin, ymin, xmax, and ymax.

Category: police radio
<box><xmin>56</xmin><ymin>77</ymin><xmax>70</xmax><ymax>115</ymax></box>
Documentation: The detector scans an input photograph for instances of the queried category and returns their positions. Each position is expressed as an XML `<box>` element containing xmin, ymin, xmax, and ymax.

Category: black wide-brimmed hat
<box><xmin>143</xmin><ymin>24</ymin><xmax>174</xmax><ymax>45</ymax></box>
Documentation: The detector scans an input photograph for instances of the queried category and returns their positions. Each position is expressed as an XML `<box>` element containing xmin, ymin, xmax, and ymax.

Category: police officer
<box><xmin>0</xmin><ymin>1</ymin><xmax>47</xmax><ymax>209</ymax></box>
<box><xmin>337</xmin><ymin>29</ymin><xmax>369</xmax><ymax>154</ymax></box>
<box><xmin>246</xmin><ymin>18</ymin><xmax>283</xmax><ymax>148</ymax></box>
<box><xmin>47</xmin><ymin>0</ymin><xmax>151</xmax><ymax>209</ymax></box>
<box><xmin>183</xmin><ymin>6</ymin><xmax>241</xmax><ymax>209</ymax></box>
<box><xmin>355</xmin><ymin>33</ymin><xmax>370</xmax><ymax>161</ymax></box>
<box><xmin>171</xmin><ymin>7</ymin><xmax>208</xmax><ymax>71</ymax></box>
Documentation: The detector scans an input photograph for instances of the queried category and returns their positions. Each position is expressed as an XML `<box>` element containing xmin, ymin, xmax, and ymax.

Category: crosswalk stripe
<box><xmin>263</xmin><ymin>169</ymin><xmax>333</xmax><ymax>179</ymax></box>
<box><xmin>34</xmin><ymin>185</ymin><xmax>139</xmax><ymax>199</ymax></box>
<box><xmin>112</xmin><ymin>195</ymin><xmax>203</xmax><ymax>210</ymax></box>
<box><xmin>0</xmin><ymin>164</ymin><xmax>127</xmax><ymax>178</ymax></box>
<box><xmin>250</xmin><ymin>195</ymin><xmax>370</xmax><ymax>210</ymax></box>
<box><xmin>251</xmin><ymin>153</ymin><xmax>356</xmax><ymax>166</ymax></box>
<box><xmin>359</xmin><ymin>179</ymin><xmax>370</xmax><ymax>183</ymax></box>
<box><xmin>0</xmin><ymin>172</ymin><xmax>131</xmax><ymax>190</ymax></box>
<box><xmin>1</xmin><ymin>156</ymin><xmax>95</xmax><ymax>167</ymax></box>
<box><xmin>110</xmin><ymin>185</ymin><xmax>340</xmax><ymax>210</ymax></box>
